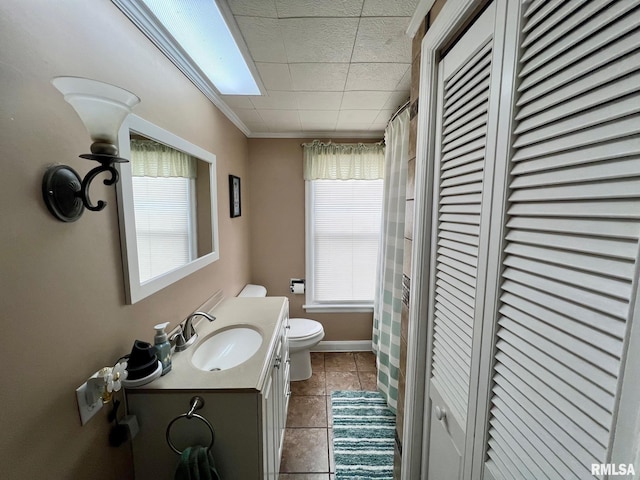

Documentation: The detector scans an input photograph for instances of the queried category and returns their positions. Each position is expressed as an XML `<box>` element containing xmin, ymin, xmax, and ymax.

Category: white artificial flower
<box><xmin>106</xmin><ymin>360</ymin><xmax>128</xmax><ymax>393</ymax></box>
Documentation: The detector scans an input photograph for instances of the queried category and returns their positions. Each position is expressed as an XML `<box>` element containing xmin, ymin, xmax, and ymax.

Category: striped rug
<box><xmin>331</xmin><ymin>390</ymin><xmax>396</xmax><ymax>479</ymax></box>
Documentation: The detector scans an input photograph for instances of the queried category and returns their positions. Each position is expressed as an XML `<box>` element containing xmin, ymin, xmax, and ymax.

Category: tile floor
<box><xmin>279</xmin><ymin>351</ymin><xmax>378</xmax><ymax>479</ymax></box>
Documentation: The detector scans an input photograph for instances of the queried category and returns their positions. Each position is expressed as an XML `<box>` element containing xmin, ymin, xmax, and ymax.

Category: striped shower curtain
<box><xmin>372</xmin><ymin>108</ymin><xmax>409</xmax><ymax>412</ymax></box>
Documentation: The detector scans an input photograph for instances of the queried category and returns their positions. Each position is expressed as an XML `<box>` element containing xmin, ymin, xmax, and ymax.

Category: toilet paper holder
<box><xmin>290</xmin><ymin>278</ymin><xmax>305</xmax><ymax>294</ymax></box>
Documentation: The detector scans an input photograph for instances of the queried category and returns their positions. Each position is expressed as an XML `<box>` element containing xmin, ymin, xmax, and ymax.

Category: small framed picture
<box><xmin>229</xmin><ymin>175</ymin><xmax>241</xmax><ymax>218</ymax></box>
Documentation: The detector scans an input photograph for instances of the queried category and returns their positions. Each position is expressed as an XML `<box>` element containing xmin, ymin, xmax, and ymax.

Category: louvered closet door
<box><xmin>484</xmin><ymin>1</ymin><xmax>640</xmax><ymax>479</ymax></box>
<box><xmin>426</xmin><ymin>3</ymin><xmax>497</xmax><ymax>478</ymax></box>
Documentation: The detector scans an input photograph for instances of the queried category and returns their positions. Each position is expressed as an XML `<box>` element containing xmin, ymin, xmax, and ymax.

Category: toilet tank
<box><xmin>238</xmin><ymin>284</ymin><xmax>267</xmax><ymax>297</ymax></box>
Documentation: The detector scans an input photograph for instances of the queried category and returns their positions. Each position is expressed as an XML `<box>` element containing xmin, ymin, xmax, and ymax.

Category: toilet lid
<box><xmin>289</xmin><ymin>318</ymin><xmax>323</xmax><ymax>340</ymax></box>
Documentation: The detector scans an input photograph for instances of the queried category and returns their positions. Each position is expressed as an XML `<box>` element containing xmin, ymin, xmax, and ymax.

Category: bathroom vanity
<box><xmin>126</xmin><ymin>297</ymin><xmax>290</xmax><ymax>479</ymax></box>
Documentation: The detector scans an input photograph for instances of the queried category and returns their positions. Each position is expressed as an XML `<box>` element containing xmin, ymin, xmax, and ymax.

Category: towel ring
<box><xmin>166</xmin><ymin>396</ymin><xmax>215</xmax><ymax>454</ymax></box>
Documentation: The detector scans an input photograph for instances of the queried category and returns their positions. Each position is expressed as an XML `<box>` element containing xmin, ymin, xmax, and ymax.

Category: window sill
<box><xmin>303</xmin><ymin>304</ymin><xmax>374</xmax><ymax>313</ymax></box>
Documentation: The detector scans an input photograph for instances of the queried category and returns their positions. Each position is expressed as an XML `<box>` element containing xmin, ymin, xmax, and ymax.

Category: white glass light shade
<box><xmin>52</xmin><ymin>77</ymin><xmax>140</xmax><ymax>145</ymax></box>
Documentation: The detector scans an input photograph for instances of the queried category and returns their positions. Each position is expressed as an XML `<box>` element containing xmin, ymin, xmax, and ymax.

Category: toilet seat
<box><xmin>289</xmin><ymin>318</ymin><xmax>323</xmax><ymax>341</ymax></box>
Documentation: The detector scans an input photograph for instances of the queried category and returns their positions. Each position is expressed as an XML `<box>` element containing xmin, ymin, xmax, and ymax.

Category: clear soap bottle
<box><xmin>154</xmin><ymin>322</ymin><xmax>172</xmax><ymax>375</ymax></box>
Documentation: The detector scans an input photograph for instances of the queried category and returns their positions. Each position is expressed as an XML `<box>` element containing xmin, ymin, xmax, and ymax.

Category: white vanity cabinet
<box><xmin>126</xmin><ymin>297</ymin><xmax>289</xmax><ymax>480</ymax></box>
<box><xmin>262</xmin><ymin>315</ymin><xmax>290</xmax><ymax>479</ymax></box>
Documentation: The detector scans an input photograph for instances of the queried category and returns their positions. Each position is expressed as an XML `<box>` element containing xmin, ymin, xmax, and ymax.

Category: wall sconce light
<box><xmin>42</xmin><ymin>77</ymin><xmax>140</xmax><ymax>222</ymax></box>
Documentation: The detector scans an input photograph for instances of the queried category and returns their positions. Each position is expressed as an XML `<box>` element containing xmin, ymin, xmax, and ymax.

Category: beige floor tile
<box><xmin>326</xmin><ymin>395</ymin><xmax>333</xmax><ymax>427</ymax></box>
<box><xmin>291</xmin><ymin>370</ymin><xmax>326</xmax><ymax>396</ymax></box>
<box><xmin>358</xmin><ymin>371</ymin><xmax>378</xmax><ymax>391</ymax></box>
<box><xmin>280</xmin><ymin>428</ymin><xmax>329</xmax><ymax>473</ymax></box>
<box><xmin>287</xmin><ymin>395</ymin><xmax>327</xmax><ymax>427</ymax></box>
<box><xmin>310</xmin><ymin>352</ymin><xmax>325</xmax><ymax>371</ymax></box>
<box><xmin>328</xmin><ymin>428</ymin><xmax>335</xmax><ymax>474</ymax></box>
<box><xmin>325</xmin><ymin>371</ymin><xmax>361</xmax><ymax>394</ymax></box>
<box><xmin>324</xmin><ymin>352</ymin><xmax>357</xmax><ymax>371</ymax></box>
<box><xmin>355</xmin><ymin>351</ymin><xmax>377</xmax><ymax>372</ymax></box>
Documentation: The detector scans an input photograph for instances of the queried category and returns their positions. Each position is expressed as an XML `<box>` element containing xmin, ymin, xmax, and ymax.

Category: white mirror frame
<box><xmin>116</xmin><ymin>115</ymin><xmax>220</xmax><ymax>304</ymax></box>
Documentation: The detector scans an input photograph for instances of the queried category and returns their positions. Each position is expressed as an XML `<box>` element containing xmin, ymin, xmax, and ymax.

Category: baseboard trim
<box><xmin>312</xmin><ymin>340</ymin><xmax>373</xmax><ymax>352</ymax></box>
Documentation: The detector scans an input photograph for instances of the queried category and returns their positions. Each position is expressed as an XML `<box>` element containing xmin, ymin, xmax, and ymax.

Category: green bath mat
<box><xmin>331</xmin><ymin>391</ymin><xmax>396</xmax><ymax>479</ymax></box>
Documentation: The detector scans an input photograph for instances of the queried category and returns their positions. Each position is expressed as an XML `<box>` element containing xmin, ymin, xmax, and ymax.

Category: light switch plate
<box><xmin>76</xmin><ymin>382</ymin><xmax>103</xmax><ymax>425</ymax></box>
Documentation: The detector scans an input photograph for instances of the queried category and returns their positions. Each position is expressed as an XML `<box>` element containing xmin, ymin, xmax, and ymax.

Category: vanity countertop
<box><xmin>128</xmin><ymin>296</ymin><xmax>288</xmax><ymax>392</ymax></box>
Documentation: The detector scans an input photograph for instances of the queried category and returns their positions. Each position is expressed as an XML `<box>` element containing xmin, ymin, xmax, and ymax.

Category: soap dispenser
<box><xmin>154</xmin><ymin>322</ymin><xmax>172</xmax><ymax>375</ymax></box>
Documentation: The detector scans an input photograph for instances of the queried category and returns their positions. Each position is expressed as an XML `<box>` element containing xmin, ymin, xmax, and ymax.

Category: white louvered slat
<box><xmin>441</xmin><ymin>158</ymin><xmax>484</xmax><ymax>180</ymax></box>
<box><xmin>431</xmin><ymin>39</ymin><xmax>493</xmax><ymax>428</ymax></box>
<box><xmin>515</xmin><ymin>71</ymin><xmax>640</xmax><ymax>136</ymax></box>
<box><xmin>520</xmin><ymin>0</ymin><xmax>592</xmax><ymax>49</ymax></box>
<box><xmin>494</xmin><ymin>376</ymin><xmax>608</xmax><ymax>463</ymax></box>
<box><xmin>519</xmin><ymin>1</ymin><xmax>639</xmax><ymax>79</ymax></box>
<box><xmin>502</xmin><ymin>254</ymin><xmax>632</xmax><ymax>300</ymax></box>
<box><xmin>521</xmin><ymin>0</ymin><xmax>632</xmax><ymax>66</ymax></box>
<box><xmin>511</xmin><ymin>137</ymin><xmax>640</xmax><ymax>175</ymax></box>
<box><xmin>517</xmin><ymin>39</ymin><xmax>640</xmax><ymax>117</ymax></box>
<box><xmin>511</xmin><ymin>155</ymin><xmax>640</xmax><ymax>188</ymax></box>
<box><xmin>497</xmin><ymin>328</ymin><xmax>614</xmax><ymax>412</ymax></box>
<box><xmin>498</xmin><ymin>315</ymin><xmax>618</xmax><ymax>394</ymax></box>
<box><xmin>484</xmin><ymin>2</ymin><xmax>640</xmax><ymax>478</ymax></box>
<box><xmin>498</xmin><ymin>303</ymin><xmax>621</xmax><ymax>377</ymax></box>
<box><xmin>507</xmin><ymin>199</ymin><xmax>640</xmax><ymax>219</ymax></box>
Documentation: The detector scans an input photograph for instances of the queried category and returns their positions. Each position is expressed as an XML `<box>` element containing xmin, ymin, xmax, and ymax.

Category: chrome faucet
<box><xmin>173</xmin><ymin>311</ymin><xmax>216</xmax><ymax>352</ymax></box>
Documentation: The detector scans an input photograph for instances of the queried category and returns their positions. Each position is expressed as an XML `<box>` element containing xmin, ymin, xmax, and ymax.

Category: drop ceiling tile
<box><xmin>369</xmin><ymin>121</ymin><xmax>388</xmax><ymax>131</ymax></box>
<box><xmin>249</xmin><ymin>90</ymin><xmax>298</xmax><ymax>109</ymax></box>
<box><xmin>396</xmin><ymin>66</ymin><xmax>411</xmax><ymax>91</ymax></box>
<box><xmin>290</xmin><ymin>63</ymin><xmax>349</xmax><ymax>91</ymax></box>
<box><xmin>362</xmin><ymin>0</ymin><xmax>419</xmax><ymax>16</ymax></box>
<box><xmin>227</xmin><ymin>0</ymin><xmax>278</xmax><ymax>17</ymax></box>
<box><xmin>374</xmin><ymin>109</ymin><xmax>396</xmax><ymax>124</ymax></box>
<box><xmin>296</xmin><ymin>92</ymin><xmax>343</xmax><ymax>110</ymax></box>
<box><xmin>233</xmin><ymin>108</ymin><xmax>264</xmax><ymax>123</ymax></box>
<box><xmin>245</xmin><ymin>121</ymin><xmax>269</xmax><ymax>132</ymax></box>
<box><xmin>258</xmin><ymin>109</ymin><xmax>302</xmax><ymax>131</ymax></box>
<box><xmin>352</xmin><ymin>17</ymin><xmax>412</xmax><ymax>63</ymax></box>
<box><xmin>384</xmin><ymin>90</ymin><xmax>410</xmax><ymax>111</ymax></box>
<box><xmin>281</xmin><ymin>17</ymin><xmax>359</xmax><ymax>62</ymax></box>
<box><xmin>345</xmin><ymin>63</ymin><xmax>410</xmax><ymax>91</ymax></box>
<box><xmin>336</xmin><ymin>122</ymin><xmax>376</xmax><ymax>131</ymax></box>
<box><xmin>236</xmin><ymin>17</ymin><xmax>286</xmax><ymax>62</ymax></box>
<box><xmin>337</xmin><ymin>109</ymin><xmax>380</xmax><ymax>124</ymax></box>
<box><xmin>299</xmin><ymin>110</ymin><xmax>339</xmax><ymax>130</ymax></box>
<box><xmin>275</xmin><ymin>0</ymin><xmax>364</xmax><ymax>17</ymax></box>
<box><xmin>256</xmin><ymin>63</ymin><xmax>292</xmax><ymax>91</ymax></box>
<box><xmin>341</xmin><ymin>91</ymin><xmax>392</xmax><ymax>110</ymax></box>
<box><xmin>221</xmin><ymin>95</ymin><xmax>255</xmax><ymax>109</ymax></box>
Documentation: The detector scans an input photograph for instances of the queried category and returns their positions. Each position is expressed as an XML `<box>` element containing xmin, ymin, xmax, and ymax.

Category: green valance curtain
<box><xmin>130</xmin><ymin>139</ymin><xmax>197</xmax><ymax>178</ymax></box>
<box><xmin>302</xmin><ymin>140</ymin><xmax>385</xmax><ymax>180</ymax></box>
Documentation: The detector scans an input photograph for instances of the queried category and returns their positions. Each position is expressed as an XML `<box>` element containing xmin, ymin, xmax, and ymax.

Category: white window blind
<box><xmin>132</xmin><ymin>176</ymin><xmax>196</xmax><ymax>283</ymax></box>
<box><xmin>307</xmin><ymin>179</ymin><xmax>383</xmax><ymax>308</ymax></box>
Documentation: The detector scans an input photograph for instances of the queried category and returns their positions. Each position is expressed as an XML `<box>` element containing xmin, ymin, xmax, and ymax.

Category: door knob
<box><xmin>435</xmin><ymin>406</ymin><xmax>446</xmax><ymax>421</ymax></box>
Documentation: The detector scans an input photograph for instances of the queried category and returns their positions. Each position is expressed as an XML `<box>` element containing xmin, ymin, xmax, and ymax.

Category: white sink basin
<box><xmin>191</xmin><ymin>327</ymin><xmax>263</xmax><ymax>372</ymax></box>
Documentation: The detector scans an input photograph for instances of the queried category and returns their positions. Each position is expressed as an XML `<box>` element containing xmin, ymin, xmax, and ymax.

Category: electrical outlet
<box><xmin>76</xmin><ymin>382</ymin><xmax>103</xmax><ymax>425</ymax></box>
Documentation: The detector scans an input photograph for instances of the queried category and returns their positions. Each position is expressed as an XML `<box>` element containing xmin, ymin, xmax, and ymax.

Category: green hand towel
<box><xmin>174</xmin><ymin>445</ymin><xmax>221</xmax><ymax>480</ymax></box>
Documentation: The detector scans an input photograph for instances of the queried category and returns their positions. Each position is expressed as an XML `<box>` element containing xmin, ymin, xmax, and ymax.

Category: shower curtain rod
<box><xmin>389</xmin><ymin>99</ymin><xmax>411</xmax><ymax>124</ymax></box>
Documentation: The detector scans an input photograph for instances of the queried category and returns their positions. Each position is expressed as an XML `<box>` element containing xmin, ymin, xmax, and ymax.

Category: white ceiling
<box><xmin>219</xmin><ymin>0</ymin><xmax>417</xmax><ymax>138</ymax></box>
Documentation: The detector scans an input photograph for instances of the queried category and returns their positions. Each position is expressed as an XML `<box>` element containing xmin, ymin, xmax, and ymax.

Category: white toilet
<box><xmin>238</xmin><ymin>284</ymin><xmax>325</xmax><ymax>381</ymax></box>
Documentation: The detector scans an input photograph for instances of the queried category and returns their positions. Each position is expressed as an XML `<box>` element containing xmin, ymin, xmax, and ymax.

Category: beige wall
<box><xmin>0</xmin><ymin>1</ymin><xmax>250</xmax><ymax>478</ymax></box>
<box><xmin>247</xmin><ymin>138</ymin><xmax>377</xmax><ymax>341</ymax></box>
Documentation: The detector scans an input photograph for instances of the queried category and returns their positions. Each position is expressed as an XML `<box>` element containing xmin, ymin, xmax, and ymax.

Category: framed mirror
<box><xmin>116</xmin><ymin>115</ymin><xmax>219</xmax><ymax>304</ymax></box>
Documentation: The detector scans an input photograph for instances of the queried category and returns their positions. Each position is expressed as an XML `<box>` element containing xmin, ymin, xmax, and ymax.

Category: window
<box><xmin>305</xmin><ymin>179</ymin><xmax>384</xmax><ymax>311</ymax></box>
<box><xmin>129</xmin><ymin>137</ymin><xmax>198</xmax><ymax>284</ymax></box>
<box><xmin>132</xmin><ymin>175</ymin><xmax>197</xmax><ymax>283</ymax></box>
<box><xmin>302</xmin><ymin>140</ymin><xmax>385</xmax><ymax>312</ymax></box>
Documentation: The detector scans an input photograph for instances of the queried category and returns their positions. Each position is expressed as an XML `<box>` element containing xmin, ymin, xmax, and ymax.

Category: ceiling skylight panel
<box><xmin>119</xmin><ymin>0</ymin><xmax>260</xmax><ymax>95</ymax></box>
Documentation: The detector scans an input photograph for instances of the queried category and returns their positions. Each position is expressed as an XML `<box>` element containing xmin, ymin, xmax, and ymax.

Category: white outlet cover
<box><xmin>76</xmin><ymin>382</ymin><xmax>103</xmax><ymax>425</ymax></box>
